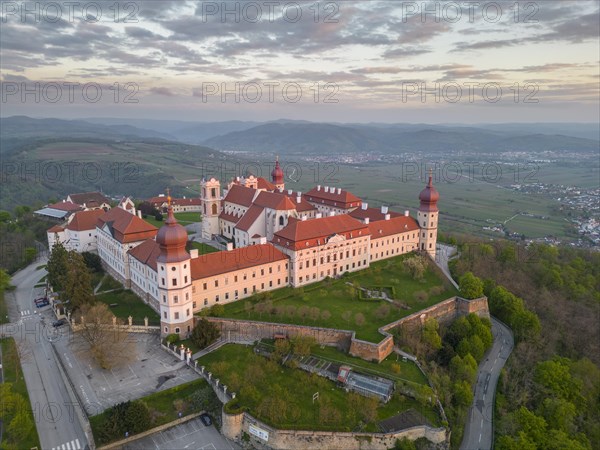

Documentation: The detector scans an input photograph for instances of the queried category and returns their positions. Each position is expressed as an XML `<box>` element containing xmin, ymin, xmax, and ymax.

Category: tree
<box><xmin>0</xmin><ymin>210</ymin><xmax>11</xmax><ymax>223</ymax></box>
<box><xmin>47</xmin><ymin>240</ymin><xmax>69</xmax><ymax>292</ymax></box>
<box><xmin>320</xmin><ymin>310</ymin><xmax>331</xmax><ymax>321</ymax></box>
<box><xmin>273</xmin><ymin>338</ymin><xmax>291</xmax><ymax>362</ymax></box>
<box><xmin>290</xmin><ymin>335</ymin><xmax>314</xmax><ymax>356</ymax></box>
<box><xmin>64</xmin><ymin>251</ymin><xmax>93</xmax><ymax>310</ymax></box>
<box><xmin>0</xmin><ymin>269</ymin><xmax>11</xmax><ymax>290</ymax></box>
<box><xmin>394</xmin><ymin>437</ymin><xmax>417</xmax><ymax>450</ymax></box>
<box><xmin>191</xmin><ymin>318</ymin><xmax>220</xmax><ymax>350</ymax></box>
<box><xmin>459</xmin><ymin>272</ymin><xmax>484</xmax><ymax>299</ymax></box>
<box><xmin>422</xmin><ymin>318</ymin><xmax>442</xmax><ymax>351</ymax></box>
<box><xmin>374</xmin><ymin>304</ymin><xmax>390</xmax><ymax>320</ymax></box>
<box><xmin>403</xmin><ymin>255</ymin><xmax>428</xmax><ymax>280</ymax></box>
<box><xmin>309</xmin><ymin>307</ymin><xmax>320</xmax><ymax>322</ymax></box>
<box><xmin>154</xmin><ymin>211</ymin><xmax>163</xmax><ymax>221</ymax></box>
<box><xmin>82</xmin><ymin>252</ymin><xmax>102</xmax><ymax>272</ymax></box>
<box><xmin>76</xmin><ymin>302</ymin><xmax>134</xmax><ymax>369</ymax></box>
<box><xmin>24</xmin><ymin>247</ymin><xmax>37</xmax><ymax>264</ymax></box>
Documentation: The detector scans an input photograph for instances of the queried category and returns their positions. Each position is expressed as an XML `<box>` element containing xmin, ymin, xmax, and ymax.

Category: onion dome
<box><xmin>156</xmin><ymin>194</ymin><xmax>189</xmax><ymax>263</ymax></box>
<box><xmin>271</xmin><ymin>156</ymin><xmax>284</xmax><ymax>185</ymax></box>
<box><xmin>419</xmin><ymin>171</ymin><xmax>439</xmax><ymax>212</ymax></box>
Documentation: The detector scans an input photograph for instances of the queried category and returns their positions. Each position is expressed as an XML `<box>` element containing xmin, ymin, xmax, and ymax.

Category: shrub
<box><xmin>414</xmin><ymin>290</ymin><xmax>429</xmax><ymax>302</ymax></box>
<box><xmin>391</xmin><ymin>363</ymin><xmax>402</xmax><ymax>374</ymax></box>
<box><xmin>165</xmin><ymin>333</ymin><xmax>180</xmax><ymax>345</ymax></box>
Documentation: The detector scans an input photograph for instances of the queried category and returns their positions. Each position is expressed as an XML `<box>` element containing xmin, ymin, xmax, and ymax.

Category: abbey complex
<box><xmin>46</xmin><ymin>159</ymin><xmax>440</xmax><ymax>337</ymax></box>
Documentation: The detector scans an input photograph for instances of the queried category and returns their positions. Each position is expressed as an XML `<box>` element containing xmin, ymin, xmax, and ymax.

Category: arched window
<box><xmin>279</xmin><ymin>216</ymin><xmax>284</xmax><ymax>226</ymax></box>
<box><xmin>212</xmin><ymin>203</ymin><xmax>218</xmax><ymax>215</ymax></box>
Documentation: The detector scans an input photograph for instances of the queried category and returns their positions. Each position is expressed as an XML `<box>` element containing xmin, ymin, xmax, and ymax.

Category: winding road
<box><xmin>434</xmin><ymin>243</ymin><xmax>514</xmax><ymax>450</ymax></box>
<box><xmin>459</xmin><ymin>318</ymin><xmax>514</xmax><ymax>450</ymax></box>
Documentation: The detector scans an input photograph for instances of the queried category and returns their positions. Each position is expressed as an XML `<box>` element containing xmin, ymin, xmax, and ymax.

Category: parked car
<box><xmin>52</xmin><ymin>319</ymin><xmax>67</xmax><ymax>328</ymax></box>
<box><xmin>199</xmin><ymin>413</ymin><xmax>212</xmax><ymax>426</ymax></box>
<box><xmin>35</xmin><ymin>298</ymin><xmax>49</xmax><ymax>307</ymax></box>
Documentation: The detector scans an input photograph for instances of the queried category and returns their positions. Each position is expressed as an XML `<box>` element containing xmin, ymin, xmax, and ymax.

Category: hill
<box><xmin>203</xmin><ymin>122</ymin><xmax>600</xmax><ymax>155</ymax></box>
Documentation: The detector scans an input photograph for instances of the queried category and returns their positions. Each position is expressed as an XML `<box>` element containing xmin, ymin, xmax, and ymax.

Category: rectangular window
<box><xmin>186</xmin><ymin>309</ymin><xmax>190</xmax><ymax>317</ymax></box>
<box><xmin>204</xmin><ymin>299</ymin><xmax>208</xmax><ymax>305</ymax></box>
<box><xmin>184</xmin><ymin>275</ymin><xmax>188</xmax><ymax>283</ymax></box>
<box><xmin>215</xmin><ymin>280</ymin><xmax>218</xmax><ymax>287</ymax></box>
<box><xmin>174</xmin><ymin>295</ymin><xmax>178</xmax><ymax>303</ymax></box>
<box><xmin>163</xmin><ymin>311</ymin><xmax>167</xmax><ymax>318</ymax></box>
<box><xmin>203</xmin><ymin>282</ymin><xmax>207</xmax><ymax>290</ymax></box>
<box><xmin>244</xmin><ymin>287</ymin><xmax>248</xmax><ymax>294</ymax></box>
<box><xmin>172</xmin><ymin>278</ymin><xmax>177</xmax><ymax>286</ymax></box>
<box><xmin>193</xmin><ymin>301</ymin><xmax>197</xmax><ymax>308</ymax></box>
<box><xmin>216</xmin><ymin>295</ymin><xmax>219</xmax><ymax>302</ymax></box>
<box><xmin>174</xmin><ymin>312</ymin><xmax>179</xmax><ymax>319</ymax></box>
<box><xmin>234</xmin><ymin>275</ymin><xmax>238</xmax><ymax>282</ymax></box>
<box><xmin>225</xmin><ymin>292</ymin><xmax>229</xmax><ymax>300</ymax></box>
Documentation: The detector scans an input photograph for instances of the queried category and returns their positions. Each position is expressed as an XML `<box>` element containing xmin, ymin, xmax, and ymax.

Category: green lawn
<box><xmin>94</xmin><ymin>273</ymin><xmax>124</xmax><ymax>293</ymax></box>
<box><xmin>142</xmin><ymin>212</ymin><xmax>200</xmax><ymax>228</ymax></box>
<box><xmin>197</xmin><ymin>344</ymin><xmax>440</xmax><ymax>431</ymax></box>
<box><xmin>95</xmin><ymin>289</ymin><xmax>160</xmax><ymax>325</ymax></box>
<box><xmin>0</xmin><ymin>338</ymin><xmax>41</xmax><ymax>449</ymax></box>
<box><xmin>218</xmin><ymin>254</ymin><xmax>458</xmax><ymax>342</ymax></box>
<box><xmin>90</xmin><ymin>378</ymin><xmax>210</xmax><ymax>446</ymax></box>
<box><xmin>190</xmin><ymin>241</ymin><xmax>219</xmax><ymax>255</ymax></box>
<box><xmin>175</xmin><ymin>212</ymin><xmax>201</xmax><ymax>224</ymax></box>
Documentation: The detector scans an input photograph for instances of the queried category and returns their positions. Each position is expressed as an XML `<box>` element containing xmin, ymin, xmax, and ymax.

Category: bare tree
<box><xmin>75</xmin><ymin>303</ymin><xmax>134</xmax><ymax>369</ymax></box>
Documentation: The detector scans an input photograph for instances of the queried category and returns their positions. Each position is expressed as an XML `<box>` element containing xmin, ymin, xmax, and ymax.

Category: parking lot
<box><xmin>123</xmin><ymin>417</ymin><xmax>239</xmax><ymax>450</ymax></box>
<box><xmin>55</xmin><ymin>332</ymin><xmax>200</xmax><ymax>413</ymax></box>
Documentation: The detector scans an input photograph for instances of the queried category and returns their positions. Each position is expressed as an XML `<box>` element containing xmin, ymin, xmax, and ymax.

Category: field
<box><xmin>218</xmin><ymin>254</ymin><xmax>458</xmax><ymax>343</ymax></box>
<box><xmin>196</xmin><ymin>344</ymin><xmax>440</xmax><ymax>432</ymax></box>
<box><xmin>95</xmin><ymin>289</ymin><xmax>160</xmax><ymax>325</ymax></box>
<box><xmin>0</xmin><ymin>338</ymin><xmax>41</xmax><ymax>449</ymax></box>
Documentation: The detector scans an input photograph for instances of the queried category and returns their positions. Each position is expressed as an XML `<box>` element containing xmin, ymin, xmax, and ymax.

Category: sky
<box><xmin>1</xmin><ymin>0</ymin><xmax>599</xmax><ymax>123</ymax></box>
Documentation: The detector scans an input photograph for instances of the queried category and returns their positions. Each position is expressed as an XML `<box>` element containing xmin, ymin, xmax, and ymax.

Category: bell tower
<box><xmin>201</xmin><ymin>177</ymin><xmax>221</xmax><ymax>239</ymax></box>
<box><xmin>271</xmin><ymin>156</ymin><xmax>285</xmax><ymax>191</ymax></box>
<box><xmin>156</xmin><ymin>192</ymin><xmax>194</xmax><ymax>338</ymax></box>
<box><xmin>418</xmin><ymin>169</ymin><xmax>439</xmax><ymax>259</ymax></box>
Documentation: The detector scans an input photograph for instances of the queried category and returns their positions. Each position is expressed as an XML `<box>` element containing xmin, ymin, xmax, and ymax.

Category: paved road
<box><xmin>460</xmin><ymin>317</ymin><xmax>513</xmax><ymax>450</ymax></box>
<box><xmin>2</xmin><ymin>258</ymin><xmax>91</xmax><ymax>450</ymax></box>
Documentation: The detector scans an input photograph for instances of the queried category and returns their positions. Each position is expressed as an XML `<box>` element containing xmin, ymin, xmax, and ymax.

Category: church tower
<box><xmin>157</xmin><ymin>193</ymin><xmax>194</xmax><ymax>338</ymax></box>
<box><xmin>418</xmin><ymin>170</ymin><xmax>439</xmax><ymax>259</ymax></box>
<box><xmin>271</xmin><ymin>156</ymin><xmax>285</xmax><ymax>191</ymax></box>
<box><xmin>201</xmin><ymin>177</ymin><xmax>221</xmax><ymax>239</ymax></box>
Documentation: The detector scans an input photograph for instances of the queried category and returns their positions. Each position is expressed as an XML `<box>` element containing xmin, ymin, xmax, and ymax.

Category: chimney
<box><xmin>381</xmin><ymin>206</ymin><xmax>388</xmax><ymax>214</ymax></box>
<box><xmin>361</xmin><ymin>203</ymin><xmax>368</xmax><ymax>210</ymax></box>
<box><xmin>226</xmin><ymin>243</ymin><xmax>233</xmax><ymax>251</ymax></box>
<box><xmin>385</xmin><ymin>214</ymin><xmax>390</xmax><ymax>221</ymax></box>
<box><xmin>296</xmin><ymin>196</ymin><xmax>301</xmax><ymax>204</ymax></box>
<box><xmin>329</xmin><ymin>211</ymin><xmax>335</xmax><ymax>217</ymax></box>
<box><xmin>190</xmin><ymin>249</ymin><xmax>199</xmax><ymax>258</ymax></box>
<box><xmin>337</xmin><ymin>188</ymin><xmax>341</xmax><ymax>195</ymax></box>
<box><xmin>137</xmin><ymin>210</ymin><xmax>142</xmax><ymax>218</ymax></box>
<box><xmin>301</xmin><ymin>216</ymin><xmax>307</xmax><ymax>221</ymax></box>
<box><xmin>259</xmin><ymin>236</ymin><xmax>267</xmax><ymax>244</ymax></box>
<box><xmin>317</xmin><ymin>185</ymin><xmax>321</xmax><ymax>191</ymax></box>
<box><xmin>324</xmin><ymin>186</ymin><xmax>329</xmax><ymax>193</ymax></box>
<box><xmin>316</xmin><ymin>213</ymin><xmax>322</xmax><ymax>219</ymax></box>
<box><xmin>236</xmin><ymin>176</ymin><xmax>240</xmax><ymax>182</ymax></box>
<box><xmin>404</xmin><ymin>210</ymin><xmax>409</xmax><ymax>217</ymax></box>
<box><xmin>288</xmin><ymin>189</ymin><xmax>293</xmax><ymax>195</ymax></box>
<box><xmin>364</xmin><ymin>217</ymin><xmax>370</xmax><ymax>224</ymax></box>
<box><xmin>297</xmin><ymin>191</ymin><xmax>301</xmax><ymax>197</ymax></box>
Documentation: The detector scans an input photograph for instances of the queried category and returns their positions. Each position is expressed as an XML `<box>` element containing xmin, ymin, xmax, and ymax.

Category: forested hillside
<box><xmin>450</xmin><ymin>240</ymin><xmax>600</xmax><ymax>449</ymax></box>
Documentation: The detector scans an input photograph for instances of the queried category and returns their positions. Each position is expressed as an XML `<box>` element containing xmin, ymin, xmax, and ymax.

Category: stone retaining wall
<box><xmin>204</xmin><ymin>296</ymin><xmax>489</xmax><ymax>363</ymax></box>
<box><xmin>222</xmin><ymin>410</ymin><xmax>448</xmax><ymax>450</ymax></box>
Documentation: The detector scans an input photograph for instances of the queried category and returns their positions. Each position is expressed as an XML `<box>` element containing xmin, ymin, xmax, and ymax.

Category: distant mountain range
<box><xmin>202</xmin><ymin>122</ymin><xmax>600</xmax><ymax>155</ymax></box>
<box><xmin>2</xmin><ymin>116</ymin><xmax>598</xmax><ymax>157</ymax></box>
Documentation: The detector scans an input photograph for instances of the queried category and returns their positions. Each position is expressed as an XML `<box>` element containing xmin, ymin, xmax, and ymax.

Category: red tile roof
<box><xmin>283</xmin><ymin>192</ymin><xmax>317</xmax><ymax>212</ymax></box>
<box><xmin>219</xmin><ymin>211</ymin><xmax>241</xmax><ymax>224</ymax></box>
<box><xmin>48</xmin><ymin>201</ymin><xmax>83</xmax><ymax>212</ymax></box>
<box><xmin>368</xmin><ymin>216</ymin><xmax>419</xmax><ymax>239</ymax></box>
<box><xmin>254</xmin><ymin>191</ymin><xmax>296</xmax><ymax>210</ymax></box>
<box><xmin>305</xmin><ymin>186</ymin><xmax>361</xmax><ymax>208</ymax></box>
<box><xmin>273</xmin><ymin>214</ymin><xmax>369</xmax><ymax>250</ymax></box>
<box><xmin>68</xmin><ymin>192</ymin><xmax>110</xmax><ymax>208</ymax></box>
<box><xmin>223</xmin><ymin>184</ymin><xmax>256</xmax><ymax>207</ymax></box>
<box><xmin>128</xmin><ymin>239</ymin><xmax>160</xmax><ymax>271</ymax></box>
<box><xmin>47</xmin><ymin>225</ymin><xmax>65</xmax><ymax>233</ymax></box>
<box><xmin>349</xmin><ymin>207</ymin><xmax>402</xmax><ymax>222</ymax></box>
<box><xmin>236</xmin><ymin>205</ymin><xmax>264</xmax><ymax>232</ymax></box>
<box><xmin>190</xmin><ymin>244</ymin><xmax>288</xmax><ymax>279</ymax></box>
<box><xmin>257</xmin><ymin>177</ymin><xmax>276</xmax><ymax>191</ymax></box>
<box><xmin>66</xmin><ymin>209</ymin><xmax>105</xmax><ymax>231</ymax></box>
<box><xmin>175</xmin><ymin>198</ymin><xmax>202</xmax><ymax>206</ymax></box>
<box><xmin>97</xmin><ymin>207</ymin><xmax>158</xmax><ymax>243</ymax></box>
